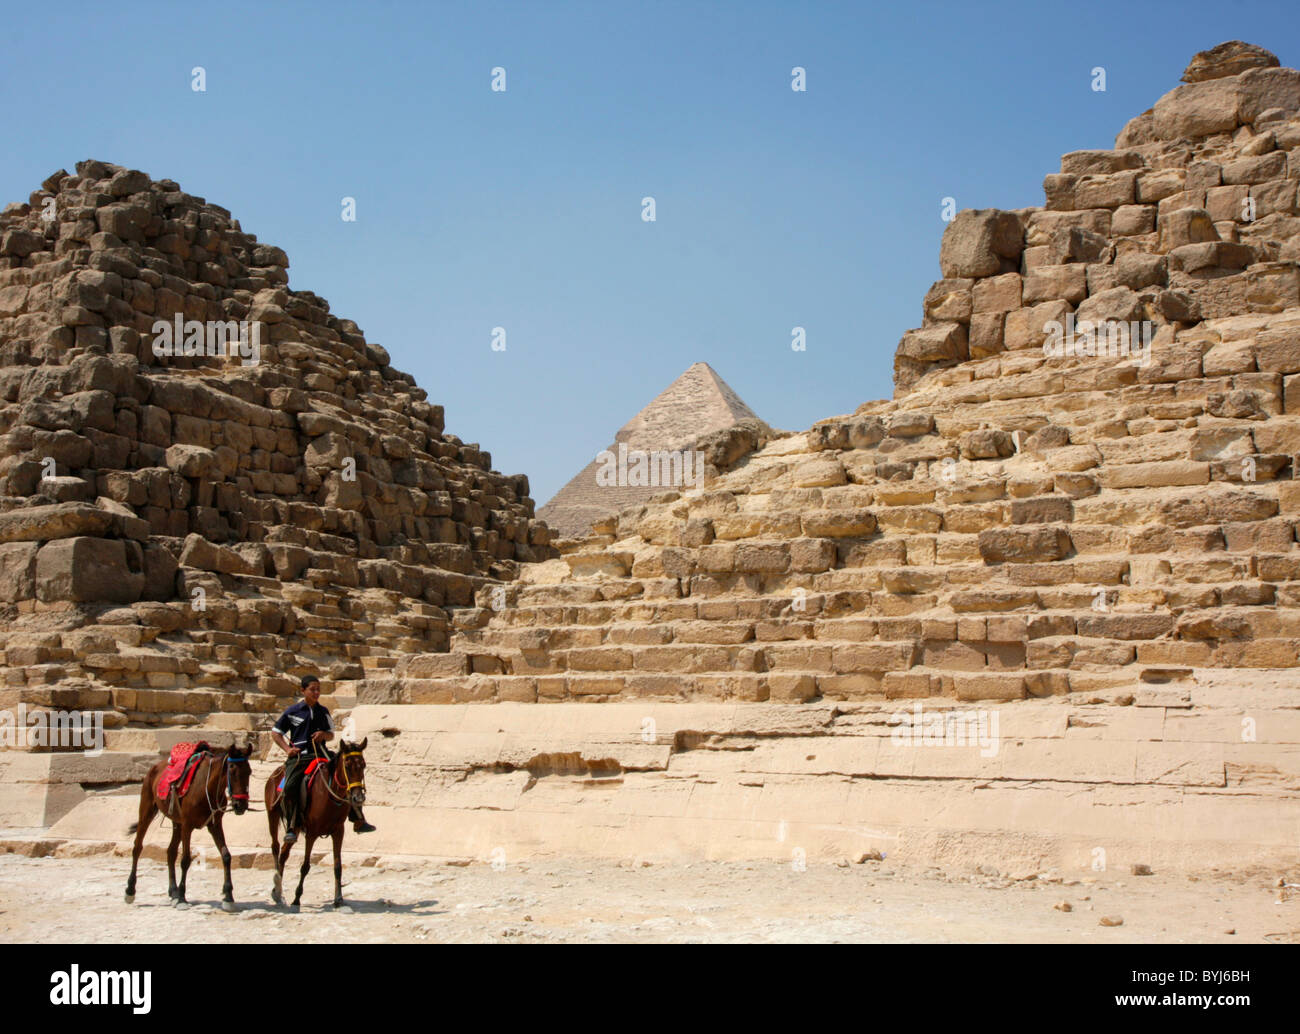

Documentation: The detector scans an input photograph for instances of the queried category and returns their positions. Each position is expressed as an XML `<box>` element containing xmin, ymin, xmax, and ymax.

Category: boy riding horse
<box><xmin>271</xmin><ymin>674</ymin><xmax>376</xmax><ymax>842</ymax></box>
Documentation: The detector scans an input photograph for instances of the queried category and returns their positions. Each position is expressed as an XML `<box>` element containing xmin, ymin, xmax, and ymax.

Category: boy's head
<box><xmin>300</xmin><ymin>674</ymin><xmax>321</xmax><ymax>703</ymax></box>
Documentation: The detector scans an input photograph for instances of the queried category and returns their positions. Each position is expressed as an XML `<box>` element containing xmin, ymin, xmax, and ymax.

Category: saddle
<box><xmin>277</xmin><ymin>756</ymin><xmax>331</xmax><ymax>821</ymax></box>
<box><xmin>277</xmin><ymin>757</ymin><xmax>328</xmax><ymax>793</ymax></box>
<box><xmin>157</xmin><ymin>741</ymin><xmax>211</xmax><ymax>801</ymax></box>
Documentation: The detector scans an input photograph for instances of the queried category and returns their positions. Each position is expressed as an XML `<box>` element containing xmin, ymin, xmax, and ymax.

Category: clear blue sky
<box><xmin>2</xmin><ymin>1</ymin><xmax>1296</xmax><ymax>505</ymax></box>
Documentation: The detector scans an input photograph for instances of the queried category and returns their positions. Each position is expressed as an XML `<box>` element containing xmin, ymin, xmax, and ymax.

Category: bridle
<box><xmin>162</xmin><ymin>748</ymin><xmax>250</xmax><ymax>821</ymax></box>
<box><xmin>203</xmin><ymin>750</ymin><xmax>251</xmax><ymax>816</ymax></box>
<box><xmin>312</xmin><ymin>744</ymin><xmax>365</xmax><ymax>806</ymax></box>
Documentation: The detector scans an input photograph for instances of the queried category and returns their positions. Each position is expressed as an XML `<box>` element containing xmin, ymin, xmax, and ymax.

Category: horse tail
<box><xmin>126</xmin><ymin>822</ymin><xmax>139</xmax><ymax>836</ymax></box>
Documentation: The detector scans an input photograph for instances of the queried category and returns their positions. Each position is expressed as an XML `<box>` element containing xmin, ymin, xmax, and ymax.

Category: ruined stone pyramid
<box><xmin>0</xmin><ymin>158</ymin><xmax>556</xmax><ymax>811</ymax></box>
<box><xmin>341</xmin><ymin>41</ymin><xmax>1300</xmax><ymax>869</ymax></box>
<box><xmin>538</xmin><ymin>361</ymin><xmax>772</xmax><ymax>539</ymax></box>
<box><xmin>430</xmin><ymin>41</ymin><xmax>1300</xmax><ymax>706</ymax></box>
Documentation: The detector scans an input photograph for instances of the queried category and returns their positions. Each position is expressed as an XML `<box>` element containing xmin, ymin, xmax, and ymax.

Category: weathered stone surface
<box><xmin>898</xmin><ymin>323</ymin><xmax>968</xmax><ymax>362</ymax></box>
<box><xmin>939</xmin><ymin>209</ymin><xmax>1024</xmax><ymax>278</ymax></box>
<box><xmin>978</xmin><ymin>527</ymin><xmax>1072</xmax><ymax>564</ymax></box>
<box><xmin>1181</xmin><ymin>41</ymin><xmax>1278</xmax><ymax>83</ymax></box>
<box><xmin>1153</xmin><ymin>78</ymin><xmax>1242</xmax><ymax>140</ymax></box>
<box><xmin>0</xmin><ymin>503</ymin><xmax>113</xmax><ymax>543</ymax></box>
<box><xmin>0</xmin><ymin>542</ymin><xmax>39</xmax><ymax>601</ymax></box>
<box><xmin>35</xmin><ymin>536</ymin><xmax>143</xmax><ymax>603</ymax></box>
<box><xmin>163</xmin><ymin>444</ymin><xmax>219</xmax><ymax>479</ymax></box>
<box><xmin>1158</xmin><ymin>208</ymin><xmax>1218</xmax><ymax>251</ymax></box>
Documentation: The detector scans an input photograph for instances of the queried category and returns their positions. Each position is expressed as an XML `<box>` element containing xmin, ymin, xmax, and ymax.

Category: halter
<box><xmin>225</xmin><ymin>752</ymin><xmax>251</xmax><ymax>806</ymax></box>
<box><xmin>338</xmin><ymin>751</ymin><xmax>365</xmax><ymax>794</ymax></box>
<box><xmin>311</xmin><ymin>744</ymin><xmax>366</xmax><ymax>805</ymax></box>
<box><xmin>202</xmin><ymin>750</ymin><xmax>251</xmax><ymax>816</ymax></box>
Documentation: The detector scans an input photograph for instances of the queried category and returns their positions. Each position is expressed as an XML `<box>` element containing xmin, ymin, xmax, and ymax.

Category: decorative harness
<box><xmin>165</xmin><ymin>749</ymin><xmax>250</xmax><ymax>821</ymax></box>
<box><xmin>320</xmin><ymin>748</ymin><xmax>366</xmax><ymax>805</ymax></box>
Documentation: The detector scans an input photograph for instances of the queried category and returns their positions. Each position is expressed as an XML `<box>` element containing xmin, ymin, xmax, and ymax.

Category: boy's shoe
<box><xmin>353</xmin><ymin>821</ymin><xmax>376</xmax><ymax>834</ymax></box>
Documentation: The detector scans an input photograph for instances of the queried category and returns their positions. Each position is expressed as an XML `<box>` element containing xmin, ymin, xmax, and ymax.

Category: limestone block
<box><xmin>35</xmin><ymin>536</ymin><xmax>143</xmax><ymax>603</ymax></box>
<box><xmin>978</xmin><ymin>527</ymin><xmax>1071</xmax><ymax>564</ymax></box>
<box><xmin>939</xmin><ymin>209</ymin><xmax>1024</xmax><ymax>278</ymax></box>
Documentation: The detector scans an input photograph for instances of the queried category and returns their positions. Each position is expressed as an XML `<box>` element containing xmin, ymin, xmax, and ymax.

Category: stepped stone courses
<box><xmin>7</xmin><ymin>43</ymin><xmax>1300</xmax><ymax>873</ymax></box>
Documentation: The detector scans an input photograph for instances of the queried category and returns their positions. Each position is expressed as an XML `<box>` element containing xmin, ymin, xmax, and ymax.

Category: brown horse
<box><xmin>125</xmin><ymin>741</ymin><xmax>254</xmax><ymax>911</ymax></box>
<box><xmin>266</xmin><ymin>738</ymin><xmax>368</xmax><ymax>911</ymax></box>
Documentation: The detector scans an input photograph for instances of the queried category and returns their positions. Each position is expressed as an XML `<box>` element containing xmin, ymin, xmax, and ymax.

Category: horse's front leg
<box><xmin>292</xmin><ymin>833</ymin><xmax>316</xmax><ymax>912</ymax></box>
<box><xmin>208</xmin><ymin>815</ymin><xmax>236</xmax><ymax>913</ymax></box>
<box><xmin>331</xmin><ymin>826</ymin><xmax>346</xmax><ymax>910</ymax></box>
<box><xmin>166</xmin><ymin>823</ymin><xmax>182</xmax><ymax>900</ymax></box>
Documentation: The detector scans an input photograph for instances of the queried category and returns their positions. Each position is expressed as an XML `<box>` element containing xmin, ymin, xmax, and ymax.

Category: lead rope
<box><xmin>203</xmin><ymin>754</ymin><xmax>224</xmax><ymax>816</ymax></box>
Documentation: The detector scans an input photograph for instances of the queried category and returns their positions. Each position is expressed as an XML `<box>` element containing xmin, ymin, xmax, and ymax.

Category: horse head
<box><xmin>336</xmin><ymin>737</ymin><xmax>368</xmax><ymax>809</ymax></box>
<box><xmin>224</xmin><ymin>739</ymin><xmax>254</xmax><ymax>815</ymax></box>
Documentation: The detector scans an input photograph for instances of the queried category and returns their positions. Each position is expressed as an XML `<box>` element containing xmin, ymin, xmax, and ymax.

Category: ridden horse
<box><xmin>266</xmin><ymin>738</ymin><xmax>368</xmax><ymax>911</ymax></box>
<box><xmin>125</xmin><ymin>741</ymin><xmax>254</xmax><ymax>911</ymax></box>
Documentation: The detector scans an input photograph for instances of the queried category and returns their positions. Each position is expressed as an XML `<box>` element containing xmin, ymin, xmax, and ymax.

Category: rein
<box><xmin>308</xmin><ymin>743</ymin><xmax>365</xmax><ymax>806</ymax></box>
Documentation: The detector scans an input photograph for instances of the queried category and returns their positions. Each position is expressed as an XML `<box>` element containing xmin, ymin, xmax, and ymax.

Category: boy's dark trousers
<box><xmin>281</xmin><ymin>753</ymin><xmax>310</xmax><ymax>832</ymax></box>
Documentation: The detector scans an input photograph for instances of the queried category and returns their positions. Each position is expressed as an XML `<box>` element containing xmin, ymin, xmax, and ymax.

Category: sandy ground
<box><xmin>1</xmin><ymin>849</ymin><xmax>1298</xmax><ymax>943</ymax></box>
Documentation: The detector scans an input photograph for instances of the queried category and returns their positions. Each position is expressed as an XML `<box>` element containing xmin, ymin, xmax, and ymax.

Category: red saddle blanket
<box><xmin>157</xmin><ymin>741</ymin><xmax>210</xmax><ymax>800</ymax></box>
<box><xmin>277</xmin><ymin>757</ymin><xmax>328</xmax><ymax>795</ymax></box>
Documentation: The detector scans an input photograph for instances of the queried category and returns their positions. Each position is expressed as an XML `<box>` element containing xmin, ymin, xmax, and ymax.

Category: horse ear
<box><xmin>359</xmin><ymin>736</ymin><xmax>368</xmax><ymax>751</ymax></box>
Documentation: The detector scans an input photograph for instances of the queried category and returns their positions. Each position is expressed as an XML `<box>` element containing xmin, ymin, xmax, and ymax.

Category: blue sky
<box><xmin>2</xmin><ymin>1</ymin><xmax>1296</xmax><ymax>504</ymax></box>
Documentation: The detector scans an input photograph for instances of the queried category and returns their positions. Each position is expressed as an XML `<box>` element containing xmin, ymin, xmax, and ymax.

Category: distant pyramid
<box><xmin>539</xmin><ymin>362</ymin><xmax>763</xmax><ymax>538</ymax></box>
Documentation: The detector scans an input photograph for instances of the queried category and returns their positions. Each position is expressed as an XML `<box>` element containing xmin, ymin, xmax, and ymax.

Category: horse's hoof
<box><xmin>289</xmin><ymin>903</ymin><xmax>300</xmax><ymax>914</ymax></box>
<box><xmin>221</xmin><ymin>900</ymin><xmax>238</xmax><ymax>914</ymax></box>
<box><xmin>172</xmin><ymin>900</ymin><xmax>189</xmax><ymax>909</ymax></box>
<box><xmin>123</xmin><ymin>894</ymin><xmax>134</xmax><ymax>904</ymax></box>
<box><xmin>332</xmin><ymin>902</ymin><xmax>352</xmax><ymax>914</ymax></box>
